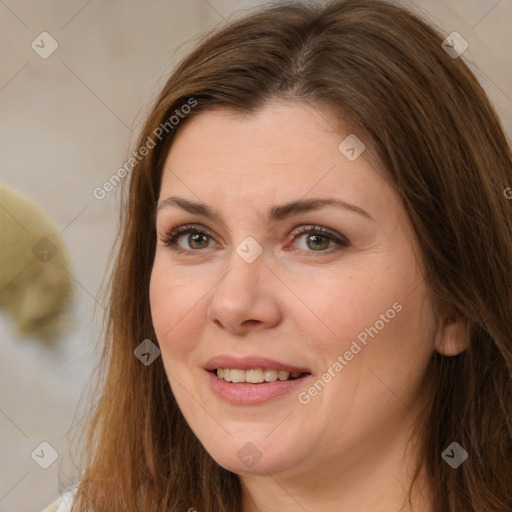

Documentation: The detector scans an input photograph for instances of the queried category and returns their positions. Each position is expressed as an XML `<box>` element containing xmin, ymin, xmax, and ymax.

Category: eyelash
<box><xmin>157</xmin><ymin>223</ymin><xmax>349</xmax><ymax>256</ymax></box>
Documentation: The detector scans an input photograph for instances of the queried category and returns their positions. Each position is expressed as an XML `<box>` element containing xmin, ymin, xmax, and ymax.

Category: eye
<box><xmin>158</xmin><ymin>224</ymin><xmax>215</xmax><ymax>253</ymax></box>
<box><xmin>289</xmin><ymin>225</ymin><xmax>349</xmax><ymax>255</ymax></box>
<box><xmin>158</xmin><ymin>223</ymin><xmax>349</xmax><ymax>256</ymax></box>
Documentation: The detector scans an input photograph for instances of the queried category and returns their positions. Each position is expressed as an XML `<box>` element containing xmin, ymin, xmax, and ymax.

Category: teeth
<box><xmin>264</xmin><ymin>369</ymin><xmax>278</xmax><ymax>382</ymax></box>
<box><xmin>230</xmin><ymin>369</ymin><xmax>246</xmax><ymax>383</ymax></box>
<box><xmin>246</xmin><ymin>369</ymin><xmax>264</xmax><ymax>383</ymax></box>
<box><xmin>216</xmin><ymin>368</ymin><xmax>303</xmax><ymax>383</ymax></box>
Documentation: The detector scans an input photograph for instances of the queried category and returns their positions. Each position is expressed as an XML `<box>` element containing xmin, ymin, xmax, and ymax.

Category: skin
<box><xmin>149</xmin><ymin>99</ymin><xmax>467</xmax><ymax>511</ymax></box>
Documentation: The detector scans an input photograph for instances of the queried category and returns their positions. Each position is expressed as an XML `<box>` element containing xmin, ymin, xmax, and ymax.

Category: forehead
<box><xmin>159</xmin><ymin>100</ymin><xmax>389</xmax><ymax>213</ymax></box>
<box><xmin>166</xmin><ymin>100</ymin><xmax>350</xmax><ymax>167</ymax></box>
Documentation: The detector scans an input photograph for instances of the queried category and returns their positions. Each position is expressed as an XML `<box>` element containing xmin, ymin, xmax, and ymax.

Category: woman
<box><xmin>44</xmin><ymin>0</ymin><xmax>512</xmax><ymax>510</ymax></box>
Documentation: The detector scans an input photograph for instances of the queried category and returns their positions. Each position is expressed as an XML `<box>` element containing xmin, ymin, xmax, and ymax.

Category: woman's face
<box><xmin>149</xmin><ymin>100</ymin><xmax>438</xmax><ymax>481</ymax></box>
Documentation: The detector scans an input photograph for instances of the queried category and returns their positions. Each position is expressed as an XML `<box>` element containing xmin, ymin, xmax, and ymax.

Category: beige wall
<box><xmin>0</xmin><ymin>1</ymin><xmax>510</xmax><ymax>510</ymax></box>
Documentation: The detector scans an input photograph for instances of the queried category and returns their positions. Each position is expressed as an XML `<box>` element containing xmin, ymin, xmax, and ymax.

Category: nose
<box><xmin>206</xmin><ymin>249</ymin><xmax>282</xmax><ymax>335</ymax></box>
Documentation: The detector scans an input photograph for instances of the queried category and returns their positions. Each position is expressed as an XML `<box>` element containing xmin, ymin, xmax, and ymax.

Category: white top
<box><xmin>55</xmin><ymin>491</ymin><xmax>75</xmax><ymax>512</ymax></box>
<box><xmin>40</xmin><ymin>489</ymin><xmax>76</xmax><ymax>512</ymax></box>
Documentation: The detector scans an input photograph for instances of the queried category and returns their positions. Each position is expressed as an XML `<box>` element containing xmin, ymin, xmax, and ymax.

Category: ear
<box><xmin>434</xmin><ymin>315</ymin><xmax>470</xmax><ymax>356</ymax></box>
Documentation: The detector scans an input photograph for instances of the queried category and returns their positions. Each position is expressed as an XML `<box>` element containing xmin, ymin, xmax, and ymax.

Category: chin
<box><xmin>212</xmin><ymin>451</ymin><xmax>294</xmax><ymax>476</ymax></box>
<box><xmin>198</xmin><ymin>433</ymin><xmax>304</xmax><ymax>477</ymax></box>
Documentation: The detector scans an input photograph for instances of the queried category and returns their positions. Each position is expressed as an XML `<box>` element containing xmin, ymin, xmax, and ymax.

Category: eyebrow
<box><xmin>155</xmin><ymin>196</ymin><xmax>374</xmax><ymax>222</ymax></box>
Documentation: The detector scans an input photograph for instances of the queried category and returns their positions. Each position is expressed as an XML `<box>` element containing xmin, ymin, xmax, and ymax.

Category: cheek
<box><xmin>305</xmin><ymin>274</ymin><xmax>435</xmax><ymax>435</ymax></box>
<box><xmin>324</xmin><ymin>268</ymin><xmax>435</xmax><ymax>389</ymax></box>
<box><xmin>149</xmin><ymin>258</ymin><xmax>205</xmax><ymax>356</ymax></box>
<box><xmin>302</xmin><ymin>250</ymin><xmax>433</xmax><ymax>371</ymax></box>
<box><xmin>293</xmin><ymin>268</ymin><xmax>399</xmax><ymax>350</ymax></box>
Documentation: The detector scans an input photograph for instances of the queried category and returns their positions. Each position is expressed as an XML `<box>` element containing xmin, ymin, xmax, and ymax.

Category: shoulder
<box><xmin>40</xmin><ymin>489</ymin><xmax>76</xmax><ymax>512</ymax></box>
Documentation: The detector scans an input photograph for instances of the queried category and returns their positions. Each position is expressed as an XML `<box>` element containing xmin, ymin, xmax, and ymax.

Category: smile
<box><xmin>216</xmin><ymin>368</ymin><xmax>304</xmax><ymax>383</ymax></box>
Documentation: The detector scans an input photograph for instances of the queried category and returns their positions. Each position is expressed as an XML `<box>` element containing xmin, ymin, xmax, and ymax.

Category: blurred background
<box><xmin>0</xmin><ymin>0</ymin><xmax>510</xmax><ymax>510</ymax></box>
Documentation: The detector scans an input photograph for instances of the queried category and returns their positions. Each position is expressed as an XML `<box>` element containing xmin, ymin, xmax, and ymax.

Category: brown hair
<box><xmin>69</xmin><ymin>0</ymin><xmax>512</xmax><ymax>510</ymax></box>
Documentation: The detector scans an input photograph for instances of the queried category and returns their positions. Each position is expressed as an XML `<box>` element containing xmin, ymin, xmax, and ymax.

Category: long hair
<box><xmin>69</xmin><ymin>1</ymin><xmax>512</xmax><ymax>510</ymax></box>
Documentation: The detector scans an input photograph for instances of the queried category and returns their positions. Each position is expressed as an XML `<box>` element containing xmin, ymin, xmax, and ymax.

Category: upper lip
<box><xmin>204</xmin><ymin>355</ymin><xmax>311</xmax><ymax>374</ymax></box>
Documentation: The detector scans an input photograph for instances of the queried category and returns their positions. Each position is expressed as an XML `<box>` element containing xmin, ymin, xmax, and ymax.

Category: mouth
<box><xmin>204</xmin><ymin>355</ymin><xmax>312</xmax><ymax>405</ymax></box>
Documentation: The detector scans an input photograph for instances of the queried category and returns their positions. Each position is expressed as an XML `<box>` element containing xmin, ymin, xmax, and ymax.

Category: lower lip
<box><xmin>207</xmin><ymin>370</ymin><xmax>311</xmax><ymax>405</ymax></box>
